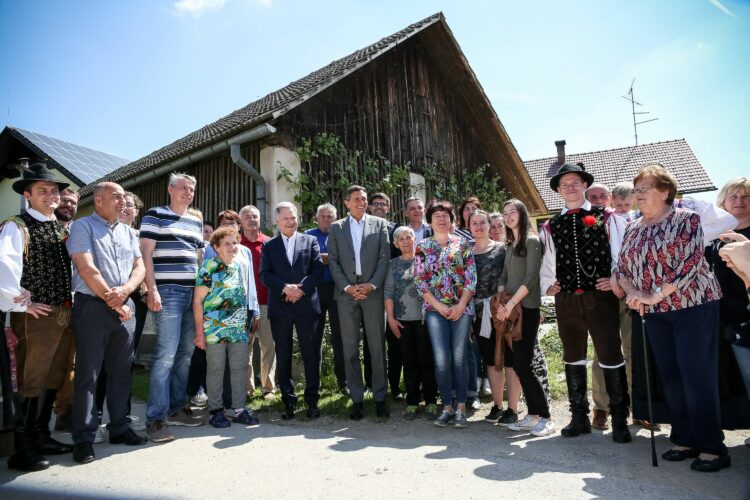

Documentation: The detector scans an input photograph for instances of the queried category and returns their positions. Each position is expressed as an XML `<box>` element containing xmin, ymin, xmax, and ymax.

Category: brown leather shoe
<box><xmin>592</xmin><ymin>409</ymin><xmax>609</xmax><ymax>430</ymax></box>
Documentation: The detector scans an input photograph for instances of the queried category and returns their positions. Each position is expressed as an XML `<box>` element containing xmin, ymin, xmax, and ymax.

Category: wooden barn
<box><xmin>79</xmin><ymin>12</ymin><xmax>545</xmax><ymax>224</ymax></box>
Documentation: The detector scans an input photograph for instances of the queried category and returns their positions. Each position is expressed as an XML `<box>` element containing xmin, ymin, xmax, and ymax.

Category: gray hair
<box><xmin>239</xmin><ymin>205</ymin><xmax>259</xmax><ymax>217</ymax></box>
<box><xmin>316</xmin><ymin>203</ymin><xmax>337</xmax><ymax>218</ymax></box>
<box><xmin>585</xmin><ymin>182</ymin><xmax>610</xmax><ymax>199</ymax></box>
<box><xmin>392</xmin><ymin>225</ymin><xmax>415</xmax><ymax>242</ymax></box>
<box><xmin>403</xmin><ymin>196</ymin><xmax>424</xmax><ymax>210</ymax></box>
<box><xmin>489</xmin><ymin>212</ymin><xmax>503</xmax><ymax>222</ymax></box>
<box><xmin>169</xmin><ymin>172</ymin><xmax>197</xmax><ymax>187</ymax></box>
<box><xmin>274</xmin><ymin>202</ymin><xmax>297</xmax><ymax>216</ymax></box>
<box><xmin>611</xmin><ymin>181</ymin><xmax>634</xmax><ymax>199</ymax></box>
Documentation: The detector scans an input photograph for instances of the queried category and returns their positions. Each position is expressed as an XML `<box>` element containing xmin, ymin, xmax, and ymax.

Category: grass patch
<box><xmin>539</xmin><ymin>324</ymin><xmax>595</xmax><ymax>401</ymax></box>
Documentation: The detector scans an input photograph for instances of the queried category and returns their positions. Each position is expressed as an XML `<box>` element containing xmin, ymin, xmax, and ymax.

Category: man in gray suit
<box><xmin>328</xmin><ymin>185</ymin><xmax>391</xmax><ymax>419</ymax></box>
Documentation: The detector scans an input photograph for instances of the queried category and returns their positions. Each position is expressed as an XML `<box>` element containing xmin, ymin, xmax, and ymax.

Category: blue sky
<box><xmin>1</xmin><ymin>0</ymin><xmax>747</xmax><ymax>202</ymax></box>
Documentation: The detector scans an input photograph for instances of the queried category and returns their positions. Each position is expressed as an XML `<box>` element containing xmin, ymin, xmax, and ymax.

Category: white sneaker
<box><xmin>530</xmin><ymin>418</ymin><xmax>556</xmax><ymax>437</ymax></box>
<box><xmin>507</xmin><ymin>415</ymin><xmax>539</xmax><ymax>431</ymax></box>
<box><xmin>191</xmin><ymin>387</ymin><xmax>208</xmax><ymax>407</ymax></box>
<box><xmin>127</xmin><ymin>415</ymin><xmax>146</xmax><ymax>431</ymax></box>
<box><xmin>481</xmin><ymin>378</ymin><xmax>492</xmax><ymax>396</ymax></box>
<box><xmin>94</xmin><ymin>425</ymin><xmax>107</xmax><ymax>444</ymax></box>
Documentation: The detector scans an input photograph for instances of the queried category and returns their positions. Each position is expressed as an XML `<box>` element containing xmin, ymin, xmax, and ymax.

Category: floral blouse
<box><xmin>196</xmin><ymin>258</ymin><xmax>248</xmax><ymax>344</ymax></box>
<box><xmin>616</xmin><ymin>209</ymin><xmax>721</xmax><ymax>313</ymax></box>
<box><xmin>414</xmin><ymin>235</ymin><xmax>477</xmax><ymax>316</ymax></box>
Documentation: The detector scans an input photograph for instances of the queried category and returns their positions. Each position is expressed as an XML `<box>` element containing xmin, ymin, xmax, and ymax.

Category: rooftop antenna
<box><xmin>621</xmin><ymin>78</ymin><xmax>658</xmax><ymax>146</ymax></box>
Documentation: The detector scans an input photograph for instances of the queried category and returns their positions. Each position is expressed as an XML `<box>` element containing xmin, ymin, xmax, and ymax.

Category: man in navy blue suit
<box><xmin>260</xmin><ymin>202</ymin><xmax>324</xmax><ymax>419</ymax></box>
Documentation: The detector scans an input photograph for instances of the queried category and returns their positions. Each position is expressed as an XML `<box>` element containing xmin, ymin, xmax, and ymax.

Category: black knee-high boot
<box><xmin>7</xmin><ymin>397</ymin><xmax>49</xmax><ymax>471</ymax></box>
<box><xmin>560</xmin><ymin>364</ymin><xmax>592</xmax><ymax>437</ymax></box>
<box><xmin>33</xmin><ymin>389</ymin><xmax>73</xmax><ymax>455</ymax></box>
<box><xmin>603</xmin><ymin>365</ymin><xmax>632</xmax><ymax>443</ymax></box>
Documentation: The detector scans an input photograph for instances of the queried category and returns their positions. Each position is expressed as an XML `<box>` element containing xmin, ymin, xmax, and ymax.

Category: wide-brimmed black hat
<box><xmin>549</xmin><ymin>162</ymin><xmax>594</xmax><ymax>191</ymax></box>
<box><xmin>12</xmin><ymin>163</ymin><xmax>70</xmax><ymax>194</ymax></box>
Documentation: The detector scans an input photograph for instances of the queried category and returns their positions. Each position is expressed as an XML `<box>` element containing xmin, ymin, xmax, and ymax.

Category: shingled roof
<box><xmin>524</xmin><ymin>139</ymin><xmax>716</xmax><ymax>213</ymax></box>
<box><xmin>78</xmin><ymin>13</ymin><xmax>444</xmax><ymax>198</ymax></box>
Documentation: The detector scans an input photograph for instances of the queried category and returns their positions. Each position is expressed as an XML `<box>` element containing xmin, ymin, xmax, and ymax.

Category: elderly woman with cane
<box><xmin>616</xmin><ymin>163</ymin><xmax>728</xmax><ymax>472</ymax></box>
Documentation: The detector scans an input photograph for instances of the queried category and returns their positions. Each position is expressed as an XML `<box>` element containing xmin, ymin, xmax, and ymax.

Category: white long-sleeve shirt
<box><xmin>539</xmin><ymin>200</ymin><xmax>627</xmax><ymax>295</ymax></box>
<box><xmin>0</xmin><ymin>208</ymin><xmax>57</xmax><ymax>313</ymax></box>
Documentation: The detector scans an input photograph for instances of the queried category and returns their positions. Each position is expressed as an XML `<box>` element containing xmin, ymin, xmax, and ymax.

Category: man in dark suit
<box><xmin>260</xmin><ymin>202</ymin><xmax>324</xmax><ymax>419</ymax></box>
<box><xmin>328</xmin><ymin>186</ymin><xmax>390</xmax><ymax>419</ymax></box>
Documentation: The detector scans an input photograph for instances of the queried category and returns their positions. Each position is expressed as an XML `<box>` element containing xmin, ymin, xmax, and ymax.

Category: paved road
<box><xmin>0</xmin><ymin>400</ymin><xmax>747</xmax><ymax>499</ymax></box>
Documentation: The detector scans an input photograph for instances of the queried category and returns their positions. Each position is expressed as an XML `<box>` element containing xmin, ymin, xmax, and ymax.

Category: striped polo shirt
<box><xmin>139</xmin><ymin>206</ymin><xmax>203</xmax><ymax>287</ymax></box>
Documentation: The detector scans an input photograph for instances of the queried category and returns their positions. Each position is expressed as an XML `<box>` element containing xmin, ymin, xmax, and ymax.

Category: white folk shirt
<box><xmin>0</xmin><ymin>208</ymin><xmax>57</xmax><ymax>313</ymax></box>
<box><xmin>539</xmin><ymin>200</ymin><xmax>627</xmax><ymax>296</ymax></box>
<box><xmin>348</xmin><ymin>214</ymin><xmax>366</xmax><ymax>276</ymax></box>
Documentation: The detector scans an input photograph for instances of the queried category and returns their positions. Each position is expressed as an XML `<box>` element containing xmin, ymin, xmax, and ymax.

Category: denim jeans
<box><xmin>146</xmin><ymin>285</ymin><xmax>196</xmax><ymax>423</ymax></box>
<box><xmin>466</xmin><ymin>337</ymin><xmax>479</xmax><ymax>398</ymax></box>
<box><xmin>426</xmin><ymin>312</ymin><xmax>472</xmax><ymax>405</ymax></box>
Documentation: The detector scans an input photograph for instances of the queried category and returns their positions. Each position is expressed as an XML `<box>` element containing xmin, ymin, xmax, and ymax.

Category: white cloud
<box><xmin>708</xmin><ymin>0</ymin><xmax>737</xmax><ymax>18</ymax></box>
<box><xmin>173</xmin><ymin>0</ymin><xmax>227</xmax><ymax>17</ymax></box>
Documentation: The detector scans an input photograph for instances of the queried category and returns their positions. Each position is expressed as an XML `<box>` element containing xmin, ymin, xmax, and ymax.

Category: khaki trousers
<box><xmin>247</xmin><ymin>304</ymin><xmax>277</xmax><ymax>394</ymax></box>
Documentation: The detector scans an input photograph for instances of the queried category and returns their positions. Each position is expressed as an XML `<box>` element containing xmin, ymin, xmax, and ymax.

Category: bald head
<box><xmin>94</xmin><ymin>182</ymin><xmax>126</xmax><ymax>223</ymax></box>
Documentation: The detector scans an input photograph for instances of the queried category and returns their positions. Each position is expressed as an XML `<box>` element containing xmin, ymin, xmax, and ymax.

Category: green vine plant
<box><xmin>279</xmin><ymin>132</ymin><xmax>506</xmax><ymax>229</ymax></box>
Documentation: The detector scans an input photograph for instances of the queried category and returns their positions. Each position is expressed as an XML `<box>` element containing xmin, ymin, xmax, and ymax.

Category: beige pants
<box><xmin>11</xmin><ymin>306</ymin><xmax>73</xmax><ymax>398</ymax></box>
<box><xmin>592</xmin><ymin>297</ymin><xmax>632</xmax><ymax>411</ymax></box>
<box><xmin>247</xmin><ymin>304</ymin><xmax>276</xmax><ymax>394</ymax></box>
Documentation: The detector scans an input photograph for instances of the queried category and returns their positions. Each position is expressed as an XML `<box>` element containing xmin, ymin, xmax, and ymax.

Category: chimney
<box><xmin>555</xmin><ymin>140</ymin><xmax>566</xmax><ymax>165</ymax></box>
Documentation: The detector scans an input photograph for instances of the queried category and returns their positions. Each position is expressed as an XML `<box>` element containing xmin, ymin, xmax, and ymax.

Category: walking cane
<box><xmin>640</xmin><ymin>312</ymin><xmax>658</xmax><ymax>467</ymax></box>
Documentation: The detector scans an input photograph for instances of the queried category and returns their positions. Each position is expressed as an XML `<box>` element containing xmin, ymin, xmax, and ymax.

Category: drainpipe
<box><xmin>78</xmin><ymin>122</ymin><xmax>277</xmax><ymax>207</ymax></box>
<box><xmin>229</xmin><ymin>139</ymin><xmax>270</xmax><ymax>230</ymax></box>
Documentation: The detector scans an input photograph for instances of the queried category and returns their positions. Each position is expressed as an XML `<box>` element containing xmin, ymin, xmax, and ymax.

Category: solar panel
<box><xmin>14</xmin><ymin>128</ymin><xmax>130</xmax><ymax>185</ymax></box>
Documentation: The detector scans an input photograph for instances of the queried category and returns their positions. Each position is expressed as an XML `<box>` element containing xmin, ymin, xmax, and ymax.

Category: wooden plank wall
<box><xmin>130</xmin><ymin>142</ymin><xmax>262</xmax><ymax>226</ymax></box>
<box><xmin>277</xmin><ymin>37</ymin><xmax>497</xmax><ymax>220</ymax></box>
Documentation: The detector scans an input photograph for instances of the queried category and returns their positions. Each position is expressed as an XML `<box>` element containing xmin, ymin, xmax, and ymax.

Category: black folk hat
<box><xmin>12</xmin><ymin>162</ymin><xmax>70</xmax><ymax>195</ymax></box>
<box><xmin>549</xmin><ymin>162</ymin><xmax>595</xmax><ymax>191</ymax></box>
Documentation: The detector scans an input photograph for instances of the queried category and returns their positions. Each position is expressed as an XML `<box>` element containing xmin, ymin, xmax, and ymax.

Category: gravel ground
<box><xmin>0</xmin><ymin>399</ymin><xmax>748</xmax><ymax>499</ymax></box>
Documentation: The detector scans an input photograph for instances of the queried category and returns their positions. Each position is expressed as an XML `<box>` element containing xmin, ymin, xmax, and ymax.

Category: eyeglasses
<box><xmin>631</xmin><ymin>186</ymin><xmax>654</xmax><ymax>194</ymax></box>
<box><xmin>125</xmin><ymin>203</ymin><xmax>136</xmax><ymax>209</ymax></box>
<box><xmin>369</xmin><ymin>201</ymin><xmax>388</xmax><ymax>208</ymax></box>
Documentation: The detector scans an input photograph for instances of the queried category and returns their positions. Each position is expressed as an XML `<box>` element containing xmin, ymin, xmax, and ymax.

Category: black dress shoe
<box><xmin>73</xmin><ymin>442</ymin><xmax>95</xmax><ymax>464</ymax></box>
<box><xmin>110</xmin><ymin>429</ymin><xmax>148</xmax><ymax>446</ymax></box>
<box><xmin>281</xmin><ymin>405</ymin><xmax>296</xmax><ymax>420</ymax></box>
<box><xmin>7</xmin><ymin>448</ymin><xmax>50</xmax><ymax>472</ymax></box>
<box><xmin>34</xmin><ymin>435</ymin><xmax>74</xmax><ymax>455</ymax></box>
<box><xmin>662</xmin><ymin>448</ymin><xmax>700</xmax><ymax>462</ymax></box>
<box><xmin>690</xmin><ymin>454</ymin><xmax>731</xmax><ymax>472</ymax></box>
<box><xmin>375</xmin><ymin>401</ymin><xmax>390</xmax><ymax>418</ymax></box>
<box><xmin>306</xmin><ymin>406</ymin><xmax>321</xmax><ymax>419</ymax></box>
<box><xmin>350</xmin><ymin>402</ymin><xmax>364</xmax><ymax>420</ymax></box>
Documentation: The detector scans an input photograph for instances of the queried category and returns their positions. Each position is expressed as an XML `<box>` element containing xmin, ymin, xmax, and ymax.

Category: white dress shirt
<box><xmin>282</xmin><ymin>231</ymin><xmax>298</xmax><ymax>266</ymax></box>
<box><xmin>348</xmin><ymin>215</ymin><xmax>366</xmax><ymax>275</ymax></box>
<box><xmin>0</xmin><ymin>208</ymin><xmax>57</xmax><ymax>313</ymax></box>
<box><xmin>539</xmin><ymin>200</ymin><xmax>627</xmax><ymax>295</ymax></box>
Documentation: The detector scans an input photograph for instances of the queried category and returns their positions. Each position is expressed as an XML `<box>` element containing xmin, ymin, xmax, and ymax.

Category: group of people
<box><xmin>0</xmin><ymin>159</ymin><xmax>748</xmax><ymax>475</ymax></box>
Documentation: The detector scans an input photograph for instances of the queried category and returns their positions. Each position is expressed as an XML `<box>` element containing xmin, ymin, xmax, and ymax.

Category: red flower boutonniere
<box><xmin>582</xmin><ymin>215</ymin><xmax>597</xmax><ymax>227</ymax></box>
<box><xmin>580</xmin><ymin>213</ymin><xmax>604</xmax><ymax>232</ymax></box>
<box><xmin>575</xmin><ymin>288</ymin><xmax>585</xmax><ymax>295</ymax></box>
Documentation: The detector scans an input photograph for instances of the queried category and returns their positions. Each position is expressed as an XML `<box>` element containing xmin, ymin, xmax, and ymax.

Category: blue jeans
<box><xmin>426</xmin><ymin>312</ymin><xmax>472</xmax><ymax>406</ymax></box>
<box><xmin>146</xmin><ymin>285</ymin><xmax>196</xmax><ymax>423</ymax></box>
<box><xmin>466</xmin><ymin>337</ymin><xmax>479</xmax><ymax>398</ymax></box>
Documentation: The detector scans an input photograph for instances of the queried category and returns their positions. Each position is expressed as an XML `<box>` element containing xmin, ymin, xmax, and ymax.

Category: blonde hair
<box><xmin>716</xmin><ymin>177</ymin><xmax>750</xmax><ymax>208</ymax></box>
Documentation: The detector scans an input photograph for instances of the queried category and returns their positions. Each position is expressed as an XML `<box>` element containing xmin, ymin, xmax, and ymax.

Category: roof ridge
<box><xmin>524</xmin><ymin>138</ymin><xmax>688</xmax><ymax>164</ymax></box>
<box><xmin>104</xmin><ymin>12</ymin><xmax>445</xmax><ymax>179</ymax></box>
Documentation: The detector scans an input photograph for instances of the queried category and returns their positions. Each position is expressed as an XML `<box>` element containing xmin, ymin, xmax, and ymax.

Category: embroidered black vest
<box><xmin>19</xmin><ymin>212</ymin><xmax>72</xmax><ymax>306</ymax></box>
<box><xmin>548</xmin><ymin>206</ymin><xmax>611</xmax><ymax>293</ymax></box>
